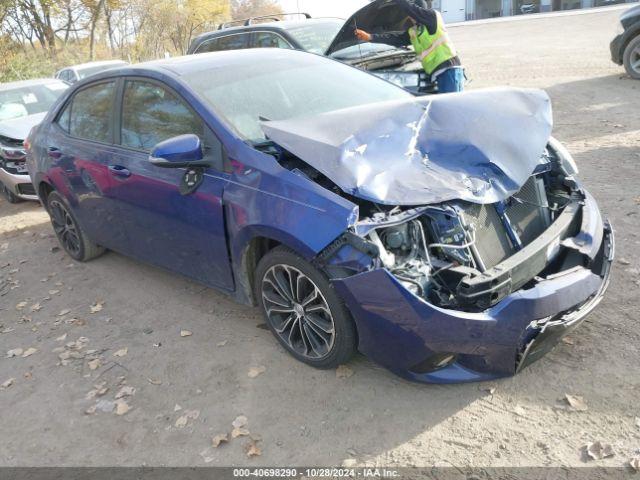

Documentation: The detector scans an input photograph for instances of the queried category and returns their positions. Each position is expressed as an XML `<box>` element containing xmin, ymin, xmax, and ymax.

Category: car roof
<box><xmin>193</xmin><ymin>17</ymin><xmax>343</xmax><ymax>42</ymax></box>
<box><xmin>110</xmin><ymin>48</ymin><xmax>318</xmax><ymax>78</ymax></box>
<box><xmin>68</xmin><ymin>60</ymin><xmax>129</xmax><ymax>71</ymax></box>
<box><xmin>0</xmin><ymin>78</ymin><xmax>65</xmax><ymax>92</ymax></box>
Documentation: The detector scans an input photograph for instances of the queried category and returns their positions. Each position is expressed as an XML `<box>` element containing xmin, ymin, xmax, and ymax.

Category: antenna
<box><xmin>354</xmin><ymin>16</ymin><xmax>364</xmax><ymax>63</ymax></box>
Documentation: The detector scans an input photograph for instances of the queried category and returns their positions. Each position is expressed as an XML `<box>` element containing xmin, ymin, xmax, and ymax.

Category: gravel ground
<box><xmin>1</xmin><ymin>7</ymin><xmax>639</xmax><ymax>469</ymax></box>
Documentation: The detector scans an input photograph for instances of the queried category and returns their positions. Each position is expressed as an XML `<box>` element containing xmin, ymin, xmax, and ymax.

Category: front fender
<box><xmin>223</xmin><ymin>155</ymin><xmax>359</xmax><ymax>264</ymax></box>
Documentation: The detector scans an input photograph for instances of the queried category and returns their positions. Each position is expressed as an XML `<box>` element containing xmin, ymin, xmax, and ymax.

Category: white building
<box><xmin>432</xmin><ymin>0</ymin><xmax>635</xmax><ymax>22</ymax></box>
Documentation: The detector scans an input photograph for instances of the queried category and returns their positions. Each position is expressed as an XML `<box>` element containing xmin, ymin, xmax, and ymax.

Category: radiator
<box><xmin>505</xmin><ymin>176</ymin><xmax>551</xmax><ymax>246</ymax></box>
<box><xmin>461</xmin><ymin>203</ymin><xmax>515</xmax><ymax>270</ymax></box>
<box><xmin>459</xmin><ymin>176</ymin><xmax>551</xmax><ymax>270</ymax></box>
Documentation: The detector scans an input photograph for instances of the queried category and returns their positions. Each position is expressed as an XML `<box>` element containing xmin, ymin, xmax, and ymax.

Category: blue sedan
<box><xmin>26</xmin><ymin>49</ymin><xmax>613</xmax><ymax>383</ymax></box>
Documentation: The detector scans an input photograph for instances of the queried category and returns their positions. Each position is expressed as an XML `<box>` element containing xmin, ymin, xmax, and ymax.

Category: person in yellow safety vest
<box><xmin>355</xmin><ymin>0</ymin><xmax>464</xmax><ymax>93</ymax></box>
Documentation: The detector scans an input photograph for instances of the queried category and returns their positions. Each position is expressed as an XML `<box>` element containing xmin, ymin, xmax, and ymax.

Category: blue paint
<box><xmin>27</xmin><ymin>50</ymin><xmax>613</xmax><ymax>383</ymax></box>
<box><xmin>333</xmin><ymin>194</ymin><xmax>613</xmax><ymax>383</ymax></box>
<box><xmin>149</xmin><ymin>134</ymin><xmax>203</xmax><ymax>165</ymax></box>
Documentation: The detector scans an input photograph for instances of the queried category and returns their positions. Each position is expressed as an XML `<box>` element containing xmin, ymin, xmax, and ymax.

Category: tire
<box><xmin>623</xmin><ymin>35</ymin><xmax>640</xmax><ymax>80</ymax></box>
<box><xmin>47</xmin><ymin>191</ymin><xmax>105</xmax><ymax>262</ymax></box>
<box><xmin>1</xmin><ymin>182</ymin><xmax>22</xmax><ymax>204</ymax></box>
<box><xmin>254</xmin><ymin>246</ymin><xmax>357</xmax><ymax>369</ymax></box>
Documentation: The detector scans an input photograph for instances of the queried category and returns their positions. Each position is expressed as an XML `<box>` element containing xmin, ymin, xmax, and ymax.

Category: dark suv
<box><xmin>187</xmin><ymin>10</ymin><xmax>434</xmax><ymax>94</ymax></box>
<box><xmin>610</xmin><ymin>4</ymin><xmax>640</xmax><ymax>79</ymax></box>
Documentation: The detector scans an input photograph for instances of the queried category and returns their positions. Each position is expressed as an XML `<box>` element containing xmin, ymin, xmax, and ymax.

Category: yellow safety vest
<box><xmin>408</xmin><ymin>12</ymin><xmax>457</xmax><ymax>75</ymax></box>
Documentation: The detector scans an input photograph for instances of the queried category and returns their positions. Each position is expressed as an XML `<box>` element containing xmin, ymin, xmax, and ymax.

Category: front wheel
<box><xmin>254</xmin><ymin>246</ymin><xmax>357</xmax><ymax>369</ymax></box>
<box><xmin>623</xmin><ymin>35</ymin><xmax>640</xmax><ymax>80</ymax></box>
<box><xmin>47</xmin><ymin>191</ymin><xmax>105</xmax><ymax>262</ymax></box>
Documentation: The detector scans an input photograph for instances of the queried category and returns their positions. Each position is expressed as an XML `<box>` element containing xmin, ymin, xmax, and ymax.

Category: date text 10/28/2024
<box><xmin>233</xmin><ymin>468</ymin><xmax>400</xmax><ymax>478</ymax></box>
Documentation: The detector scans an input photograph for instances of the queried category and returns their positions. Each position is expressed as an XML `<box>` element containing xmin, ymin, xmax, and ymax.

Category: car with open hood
<box><xmin>187</xmin><ymin>1</ymin><xmax>434</xmax><ymax>94</ymax></box>
<box><xmin>1</xmin><ymin>78</ymin><xmax>68</xmax><ymax>203</ymax></box>
<box><xmin>26</xmin><ymin>49</ymin><xmax>613</xmax><ymax>383</ymax></box>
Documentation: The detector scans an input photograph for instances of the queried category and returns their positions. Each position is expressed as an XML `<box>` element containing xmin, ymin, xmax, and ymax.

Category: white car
<box><xmin>0</xmin><ymin>78</ymin><xmax>68</xmax><ymax>202</ymax></box>
<box><xmin>55</xmin><ymin>60</ymin><xmax>129</xmax><ymax>85</ymax></box>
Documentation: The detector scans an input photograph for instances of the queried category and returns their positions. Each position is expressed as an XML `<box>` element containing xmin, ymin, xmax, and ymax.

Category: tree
<box><xmin>83</xmin><ymin>0</ymin><xmax>106</xmax><ymax>60</ymax></box>
<box><xmin>6</xmin><ymin>0</ymin><xmax>59</xmax><ymax>56</ymax></box>
<box><xmin>129</xmin><ymin>0</ymin><xmax>230</xmax><ymax>59</ymax></box>
<box><xmin>231</xmin><ymin>0</ymin><xmax>283</xmax><ymax>21</ymax></box>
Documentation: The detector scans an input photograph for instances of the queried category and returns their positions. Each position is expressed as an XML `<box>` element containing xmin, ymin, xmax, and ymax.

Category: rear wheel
<box><xmin>47</xmin><ymin>191</ymin><xmax>105</xmax><ymax>261</ymax></box>
<box><xmin>1</xmin><ymin>183</ymin><xmax>21</xmax><ymax>203</ymax></box>
<box><xmin>254</xmin><ymin>246</ymin><xmax>356</xmax><ymax>369</ymax></box>
<box><xmin>623</xmin><ymin>35</ymin><xmax>640</xmax><ymax>80</ymax></box>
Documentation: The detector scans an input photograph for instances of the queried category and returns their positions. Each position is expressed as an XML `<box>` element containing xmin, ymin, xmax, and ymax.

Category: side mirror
<box><xmin>149</xmin><ymin>134</ymin><xmax>211</xmax><ymax>168</ymax></box>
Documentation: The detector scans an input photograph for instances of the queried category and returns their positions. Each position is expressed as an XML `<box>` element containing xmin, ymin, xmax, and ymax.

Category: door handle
<box><xmin>47</xmin><ymin>147</ymin><xmax>62</xmax><ymax>159</ymax></box>
<box><xmin>108</xmin><ymin>165</ymin><xmax>131</xmax><ymax>178</ymax></box>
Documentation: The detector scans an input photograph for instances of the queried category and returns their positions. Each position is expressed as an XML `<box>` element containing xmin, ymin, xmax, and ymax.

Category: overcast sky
<box><xmin>277</xmin><ymin>0</ymin><xmax>370</xmax><ymax>20</ymax></box>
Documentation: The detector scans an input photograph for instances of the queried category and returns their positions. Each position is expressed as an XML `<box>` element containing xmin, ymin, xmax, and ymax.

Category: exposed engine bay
<box><xmin>352</xmin><ymin>142</ymin><xmax>582</xmax><ymax>312</ymax></box>
<box><xmin>258</xmin><ymin>136</ymin><xmax>586</xmax><ymax>313</ymax></box>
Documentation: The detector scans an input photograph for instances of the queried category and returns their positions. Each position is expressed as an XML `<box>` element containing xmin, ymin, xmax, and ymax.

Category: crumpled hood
<box><xmin>0</xmin><ymin>112</ymin><xmax>46</xmax><ymax>140</ymax></box>
<box><xmin>261</xmin><ymin>87</ymin><xmax>553</xmax><ymax>206</ymax></box>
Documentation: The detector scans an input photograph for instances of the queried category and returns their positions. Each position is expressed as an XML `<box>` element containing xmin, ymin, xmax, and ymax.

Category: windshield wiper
<box><xmin>251</xmin><ymin>139</ymin><xmax>276</xmax><ymax>149</ymax></box>
<box><xmin>249</xmin><ymin>139</ymin><xmax>282</xmax><ymax>158</ymax></box>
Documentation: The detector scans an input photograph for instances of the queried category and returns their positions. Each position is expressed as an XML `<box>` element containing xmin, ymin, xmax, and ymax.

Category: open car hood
<box><xmin>325</xmin><ymin>0</ymin><xmax>412</xmax><ymax>56</ymax></box>
<box><xmin>261</xmin><ymin>87</ymin><xmax>553</xmax><ymax>206</ymax></box>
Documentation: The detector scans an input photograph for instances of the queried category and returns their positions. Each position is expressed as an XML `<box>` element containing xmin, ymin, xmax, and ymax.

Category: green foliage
<box><xmin>0</xmin><ymin>0</ymin><xmax>233</xmax><ymax>81</ymax></box>
<box><xmin>0</xmin><ymin>36</ymin><xmax>119</xmax><ymax>82</ymax></box>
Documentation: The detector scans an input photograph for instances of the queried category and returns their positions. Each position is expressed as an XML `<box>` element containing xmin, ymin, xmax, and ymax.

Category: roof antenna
<box><xmin>353</xmin><ymin>15</ymin><xmax>364</xmax><ymax>62</ymax></box>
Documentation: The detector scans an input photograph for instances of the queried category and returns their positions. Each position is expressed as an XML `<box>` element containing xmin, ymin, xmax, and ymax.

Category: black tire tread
<box><xmin>623</xmin><ymin>35</ymin><xmax>640</xmax><ymax>80</ymax></box>
<box><xmin>47</xmin><ymin>191</ymin><xmax>105</xmax><ymax>262</ymax></box>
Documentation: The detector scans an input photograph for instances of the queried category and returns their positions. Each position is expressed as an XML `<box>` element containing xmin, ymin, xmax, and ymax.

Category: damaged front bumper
<box><xmin>332</xmin><ymin>194</ymin><xmax>614</xmax><ymax>383</ymax></box>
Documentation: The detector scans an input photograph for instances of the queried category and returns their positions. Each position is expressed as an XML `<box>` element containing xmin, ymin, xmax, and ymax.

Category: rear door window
<box><xmin>196</xmin><ymin>33</ymin><xmax>251</xmax><ymax>53</ymax></box>
<box><xmin>66</xmin><ymin>81</ymin><xmax>116</xmax><ymax>143</ymax></box>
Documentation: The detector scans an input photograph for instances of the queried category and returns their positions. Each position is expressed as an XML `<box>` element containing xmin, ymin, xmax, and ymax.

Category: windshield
<box><xmin>0</xmin><ymin>82</ymin><xmax>67</xmax><ymax>121</ymax></box>
<box><xmin>183</xmin><ymin>51</ymin><xmax>412</xmax><ymax>142</ymax></box>
<box><xmin>285</xmin><ymin>20</ymin><xmax>342</xmax><ymax>54</ymax></box>
<box><xmin>78</xmin><ymin>62</ymin><xmax>127</xmax><ymax>79</ymax></box>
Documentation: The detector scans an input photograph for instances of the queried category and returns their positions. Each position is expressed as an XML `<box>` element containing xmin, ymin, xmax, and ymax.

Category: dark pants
<box><xmin>436</xmin><ymin>68</ymin><xmax>465</xmax><ymax>93</ymax></box>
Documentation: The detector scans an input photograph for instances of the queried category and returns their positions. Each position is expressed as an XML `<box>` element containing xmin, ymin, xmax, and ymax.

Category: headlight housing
<box><xmin>373</xmin><ymin>71</ymin><xmax>420</xmax><ymax>88</ymax></box>
<box><xmin>548</xmin><ymin>136</ymin><xmax>579</xmax><ymax>176</ymax></box>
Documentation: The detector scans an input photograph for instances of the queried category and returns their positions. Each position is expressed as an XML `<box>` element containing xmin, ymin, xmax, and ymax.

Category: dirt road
<box><xmin>1</xmin><ymin>7</ymin><xmax>639</xmax><ymax>469</ymax></box>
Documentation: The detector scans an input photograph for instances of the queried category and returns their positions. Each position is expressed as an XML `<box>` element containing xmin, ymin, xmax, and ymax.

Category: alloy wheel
<box><xmin>49</xmin><ymin>200</ymin><xmax>81</xmax><ymax>256</ymax></box>
<box><xmin>631</xmin><ymin>44</ymin><xmax>640</xmax><ymax>75</ymax></box>
<box><xmin>261</xmin><ymin>264</ymin><xmax>336</xmax><ymax>360</ymax></box>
